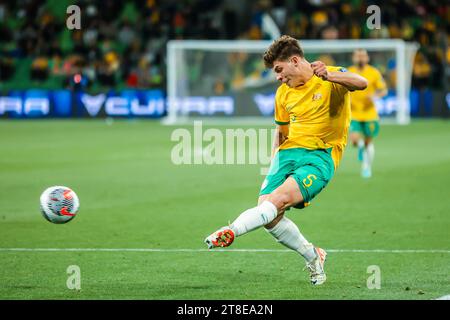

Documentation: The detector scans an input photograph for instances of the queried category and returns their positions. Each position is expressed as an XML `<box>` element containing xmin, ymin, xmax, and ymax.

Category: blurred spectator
<box><xmin>0</xmin><ymin>57</ymin><xmax>14</xmax><ymax>81</ymax></box>
<box><xmin>317</xmin><ymin>54</ymin><xmax>336</xmax><ymax>66</ymax></box>
<box><xmin>412</xmin><ymin>52</ymin><xmax>432</xmax><ymax>89</ymax></box>
<box><xmin>118</xmin><ymin>19</ymin><xmax>137</xmax><ymax>47</ymax></box>
<box><xmin>30</xmin><ymin>56</ymin><xmax>49</xmax><ymax>81</ymax></box>
<box><xmin>321</xmin><ymin>25</ymin><xmax>339</xmax><ymax>40</ymax></box>
<box><xmin>136</xmin><ymin>57</ymin><xmax>152</xmax><ymax>88</ymax></box>
<box><xmin>97</xmin><ymin>60</ymin><xmax>116</xmax><ymax>87</ymax></box>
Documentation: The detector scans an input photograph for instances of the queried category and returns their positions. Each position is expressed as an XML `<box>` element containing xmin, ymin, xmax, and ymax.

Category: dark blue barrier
<box><xmin>1</xmin><ymin>88</ymin><xmax>445</xmax><ymax>119</ymax></box>
<box><xmin>0</xmin><ymin>89</ymin><xmax>166</xmax><ymax>118</ymax></box>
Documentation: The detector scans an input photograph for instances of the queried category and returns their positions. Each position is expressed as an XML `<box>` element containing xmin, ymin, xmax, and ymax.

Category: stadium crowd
<box><xmin>0</xmin><ymin>0</ymin><xmax>447</xmax><ymax>91</ymax></box>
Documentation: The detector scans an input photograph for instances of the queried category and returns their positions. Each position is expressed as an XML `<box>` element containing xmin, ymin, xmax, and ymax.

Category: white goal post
<box><xmin>165</xmin><ymin>39</ymin><xmax>419</xmax><ymax>125</ymax></box>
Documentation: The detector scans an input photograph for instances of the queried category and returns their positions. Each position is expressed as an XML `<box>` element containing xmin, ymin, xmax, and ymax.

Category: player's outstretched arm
<box><xmin>326</xmin><ymin>71</ymin><xmax>368</xmax><ymax>91</ymax></box>
<box><xmin>311</xmin><ymin>61</ymin><xmax>368</xmax><ymax>91</ymax></box>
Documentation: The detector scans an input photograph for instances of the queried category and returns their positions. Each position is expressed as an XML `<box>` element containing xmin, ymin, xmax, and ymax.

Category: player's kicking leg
<box><xmin>205</xmin><ymin>177</ymin><xmax>302</xmax><ymax>249</ymax></box>
<box><xmin>204</xmin><ymin>177</ymin><xmax>327</xmax><ymax>285</ymax></box>
<box><xmin>204</xmin><ymin>199</ymin><xmax>281</xmax><ymax>249</ymax></box>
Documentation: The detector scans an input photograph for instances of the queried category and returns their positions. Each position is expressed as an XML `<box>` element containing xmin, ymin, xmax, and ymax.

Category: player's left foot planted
<box><xmin>305</xmin><ymin>247</ymin><xmax>327</xmax><ymax>285</ymax></box>
<box><xmin>204</xmin><ymin>227</ymin><xmax>235</xmax><ymax>249</ymax></box>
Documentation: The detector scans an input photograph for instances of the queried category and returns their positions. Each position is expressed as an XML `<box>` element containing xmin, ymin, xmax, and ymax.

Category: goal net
<box><xmin>164</xmin><ymin>39</ymin><xmax>419</xmax><ymax>125</ymax></box>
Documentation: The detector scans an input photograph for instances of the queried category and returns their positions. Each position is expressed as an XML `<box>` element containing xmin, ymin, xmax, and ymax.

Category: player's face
<box><xmin>273</xmin><ymin>59</ymin><xmax>298</xmax><ymax>87</ymax></box>
<box><xmin>352</xmin><ymin>50</ymin><xmax>369</xmax><ymax>67</ymax></box>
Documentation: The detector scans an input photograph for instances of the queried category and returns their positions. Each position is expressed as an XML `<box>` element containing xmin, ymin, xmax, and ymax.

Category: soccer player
<box><xmin>348</xmin><ymin>49</ymin><xmax>388</xmax><ymax>178</ymax></box>
<box><xmin>204</xmin><ymin>35</ymin><xmax>368</xmax><ymax>285</ymax></box>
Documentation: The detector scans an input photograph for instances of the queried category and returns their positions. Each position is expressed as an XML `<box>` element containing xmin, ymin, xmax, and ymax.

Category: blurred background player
<box><xmin>348</xmin><ymin>49</ymin><xmax>388</xmax><ymax>178</ymax></box>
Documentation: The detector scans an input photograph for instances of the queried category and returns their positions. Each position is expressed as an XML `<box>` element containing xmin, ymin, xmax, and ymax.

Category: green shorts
<box><xmin>259</xmin><ymin>148</ymin><xmax>335</xmax><ymax>209</ymax></box>
<box><xmin>350</xmin><ymin>120</ymin><xmax>380</xmax><ymax>138</ymax></box>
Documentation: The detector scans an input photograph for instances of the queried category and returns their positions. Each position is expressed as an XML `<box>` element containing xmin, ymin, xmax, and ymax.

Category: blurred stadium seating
<box><xmin>0</xmin><ymin>0</ymin><xmax>448</xmax><ymax>116</ymax></box>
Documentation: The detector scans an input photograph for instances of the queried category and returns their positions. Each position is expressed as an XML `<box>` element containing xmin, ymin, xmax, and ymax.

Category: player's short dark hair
<box><xmin>263</xmin><ymin>35</ymin><xmax>304</xmax><ymax>69</ymax></box>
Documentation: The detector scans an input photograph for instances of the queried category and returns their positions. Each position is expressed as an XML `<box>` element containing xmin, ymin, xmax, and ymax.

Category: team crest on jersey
<box><xmin>312</xmin><ymin>93</ymin><xmax>322</xmax><ymax>101</ymax></box>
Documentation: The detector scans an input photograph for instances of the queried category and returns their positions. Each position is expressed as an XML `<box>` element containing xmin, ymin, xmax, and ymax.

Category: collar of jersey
<box><xmin>292</xmin><ymin>74</ymin><xmax>319</xmax><ymax>90</ymax></box>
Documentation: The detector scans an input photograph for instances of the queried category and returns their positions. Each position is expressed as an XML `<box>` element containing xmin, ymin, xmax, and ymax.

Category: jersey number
<box><xmin>302</xmin><ymin>174</ymin><xmax>317</xmax><ymax>188</ymax></box>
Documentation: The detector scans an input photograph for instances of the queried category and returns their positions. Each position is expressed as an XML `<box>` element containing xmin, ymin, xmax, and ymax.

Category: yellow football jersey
<box><xmin>348</xmin><ymin>64</ymin><xmax>386</xmax><ymax>121</ymax></box>
<box><xmin>274</xmin><ymin>66</ymin><xmax>351</xmax><ymax>169</ymax></box>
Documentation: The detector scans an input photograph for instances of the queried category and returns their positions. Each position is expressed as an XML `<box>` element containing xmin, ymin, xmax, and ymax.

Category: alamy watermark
<box><xmin>366</xmin><ymin>5</ymin><xmax>381</xmax><ymax>30</ymax></box>
<box><xmin>66</xmin><ymin>265</ymin><xmax>81</xmax><ymax>290</ymax></box>
<box><xmin>66</xmin><ymin>5</ymin><xmax>81</xmax><ymax>30</ymax></box>
<box><xmin>170</xmin><ymin>121</ymin><xmax>278</xmax><ymax>175</ymax></box>
<box><xmin>366</xmin><ymin>265</ymin><xmax>381</xmax><ymax>289</ymax></box>
<box><xmin>66</xmin><ymin>4</ymin><xmax>380</xmax><ymax>31</ymax></box>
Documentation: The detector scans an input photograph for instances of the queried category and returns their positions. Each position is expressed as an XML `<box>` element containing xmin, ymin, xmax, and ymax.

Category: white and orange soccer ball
<box><xmin>40</xmin><ymin>186</ymin><xmax>80</xmax><ymax>224</ymax></box>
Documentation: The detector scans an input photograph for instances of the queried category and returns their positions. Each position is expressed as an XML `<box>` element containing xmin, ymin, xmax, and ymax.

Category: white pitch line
<box><xmin>0</xmin><ymin>248</ymin><xmax>449</xmax><ymax>253</ymax></box>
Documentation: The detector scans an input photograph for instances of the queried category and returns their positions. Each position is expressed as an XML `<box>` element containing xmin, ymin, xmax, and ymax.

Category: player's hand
<box><xmin>311</xmin><ymin>61</ymin><xmax>328</xmax><ymax>80</ymax></box>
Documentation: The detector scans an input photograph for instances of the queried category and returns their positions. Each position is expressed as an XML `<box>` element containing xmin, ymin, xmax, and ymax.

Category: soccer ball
<box><xmin>40</xmin><ymin>186</ymin><xmax>80</xmax><ymax>224</ymax></box>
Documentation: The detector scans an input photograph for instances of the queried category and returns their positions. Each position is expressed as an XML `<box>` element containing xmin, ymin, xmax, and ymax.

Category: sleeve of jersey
<box><xmin>328</xmin><ymin>66</ymin><xmax>348</xmax><ymax>73</ymax></box>
<box><xmin>328</xmin><ymin>66</ymin><xmax>349</xmax><ymax>94</ymax></box>
<box><xmin>274</xmin><ymin>86</ymin><xmax>290</xmax><ymax>125</ymax></box>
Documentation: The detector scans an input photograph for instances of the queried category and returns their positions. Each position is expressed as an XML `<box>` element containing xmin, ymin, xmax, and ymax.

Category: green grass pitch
<box><xmin>0</xmin><ymin>119</ymin><xmax>449</xmax><ymax>299</ymax></box>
